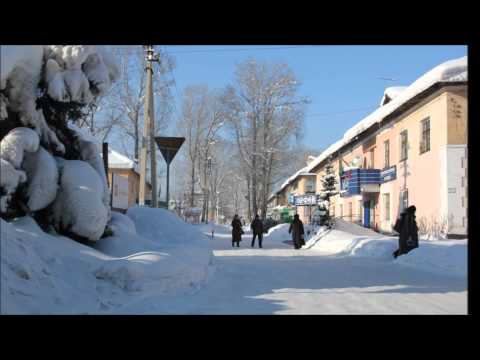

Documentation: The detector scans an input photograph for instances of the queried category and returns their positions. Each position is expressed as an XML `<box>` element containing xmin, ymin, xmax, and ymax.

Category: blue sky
<box><xmin>162</xmin><ymin>45</ymin><xmax>467</xmax><ymax>153</ymax></box>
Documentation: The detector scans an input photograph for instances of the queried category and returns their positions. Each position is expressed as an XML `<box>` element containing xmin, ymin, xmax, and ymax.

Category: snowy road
<box><xmin>120</xmin><ymin>225</ymin><xmax>467</xmax><ymax>315</ymax></box>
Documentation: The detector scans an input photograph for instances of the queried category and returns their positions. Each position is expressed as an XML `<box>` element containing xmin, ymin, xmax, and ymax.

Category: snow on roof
<box><xmin>272</xmin><ymin>168</ymin><xmax>319</xmax><ymax>198</ymax></box>
<box><xmin>343</xmin><ymin>56</ymin><xmax>467</xmax><ymax>144</ymax></box>
<box><xmin>105</xmin><ymin>149</ymin><xmax>137</xmax><ymax>170</ymax></box>
<box><xmin>269</xmin><ymin>56</ymin><xmax>468</xmax><ymax>199</ymax></box>
<box><xmin>380</xmin><ymin>86</ymin><xmax>407</xmax><ymax>106</ymax></box>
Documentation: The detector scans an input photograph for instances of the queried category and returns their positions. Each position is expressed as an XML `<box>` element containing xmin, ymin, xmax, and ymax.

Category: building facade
<box><xmin>105</xmin><ymin>149</ymin><xmax>152</xmax><ymax>210</ymax></box>
<box><xmin>268</xmin><ymin>57</ymin><xmax>468</xmax><ymax>237</ymax></box>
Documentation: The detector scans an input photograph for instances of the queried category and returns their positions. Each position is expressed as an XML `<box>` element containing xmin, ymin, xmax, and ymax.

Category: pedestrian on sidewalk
<box><xmin>231</xmin><ymin>214</ymin><xmax>243</xmax><ymax>247</ymax></box>
<box><xmin>250</xmin><ymin>214</ymin><xmax>264</xmax><ymax>248</ymax></box>
<box><xmin>393</xmin><ymin>205</ymin><xmax>419</xmax><ymax>258</ymax></box>
<box><xmin>289</xmin><ymin>214</ymin><xmax>305</xmax><ymax>249</ymax></box>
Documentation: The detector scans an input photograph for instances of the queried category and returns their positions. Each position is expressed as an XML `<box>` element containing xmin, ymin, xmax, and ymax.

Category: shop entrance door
<box><xmin>363</xmin><ymin>200</ymin><xmax>370</xmax><ymax>228</ymax></box>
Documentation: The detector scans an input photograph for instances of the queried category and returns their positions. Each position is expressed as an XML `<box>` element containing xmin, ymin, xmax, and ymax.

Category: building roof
<box><xmin>102</xmin><ymin>149</ymin><xmax>151</xmax><ymax>186</ymax></box>
<box><xmin>269</xmin><ymin>56</ymin><xmax>468</xmax><ymax>200</ymax></box>
<box><xmin>107</xmin><ymin>149</ymin><xmax>137</xmax><ymax>170</ymax></box>
<box><xmin>380</xmin><ymin>86</ymin><xmax>407</xmax><ymax>106</ymax></box>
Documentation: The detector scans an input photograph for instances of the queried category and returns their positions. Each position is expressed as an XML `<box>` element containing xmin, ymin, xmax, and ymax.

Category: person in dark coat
<box><xmin>289</xmin><ymin>214</ymin><xmax>305</xmax><ymax>249</ymax></box>
<box><xmin>250</xmin><ymin>214</ymin><xmax>264</xmax><ymax>248</ymax></box>
<box><xmin>231</xmin><ymin>214</ymin><xmax>243</xmax><ymax>247</ymax></box>
<box><xmin>393</xmin><ymin>205</ymin><xmax>419</xmax><ymax>258</ymax></box>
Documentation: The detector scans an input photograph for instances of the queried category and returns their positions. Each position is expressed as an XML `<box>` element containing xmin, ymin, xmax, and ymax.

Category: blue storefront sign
<box><xmin>380</xmin><ymin>165</ymin><xmax>396</xmax><ymax>183</ymax></box>
<box><xmin>340</xmin><ymin>168</ymin><xmax>382</xmax><ymax>197</ymax></box>
<box><xmin>294</xmin><ymin>194</ymin><xmax>317</xmax><ymax>206</ymax></box>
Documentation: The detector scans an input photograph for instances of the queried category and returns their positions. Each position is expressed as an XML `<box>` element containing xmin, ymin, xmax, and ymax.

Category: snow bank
<box><xmin>126</xmin><ymin>207</ymin><xmax>213</xmax><ymax>268</ymax></box>
<box><xmin>1</xmin><ymin>208</ymin><xmax>214</xmax><ymax>314</ymax></box>
<box><xmin>308</xmin><ymin>219</ymin><xmax>467</xmax><ymax>278</ymax></box>
<box><xmin>395</xmin><ymin>241</ymin><xmax>467</xmax><ymax>278</ymax></box>
<box><xmin>92</xmin><ymin>208</ymin><xmax>215</xmax><ymax>302</ymax></box>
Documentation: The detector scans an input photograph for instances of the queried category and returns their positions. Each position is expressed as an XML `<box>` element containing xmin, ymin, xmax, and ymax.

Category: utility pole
<box><xmin>139</xmin><ymin>45</ymin><xmax>159</xmax><ymax>207</ymax></box>
<box><xmin>205</xmin><ymin>157</ymin><xmax>212</xmax><ymax>223</ymax></box>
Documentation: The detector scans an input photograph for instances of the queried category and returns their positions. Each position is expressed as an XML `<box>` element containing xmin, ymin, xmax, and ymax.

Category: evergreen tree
<box><xmin>320</xmin><ymin>161</ymin><xmax>338</xmax><ymax>227</ymax></box>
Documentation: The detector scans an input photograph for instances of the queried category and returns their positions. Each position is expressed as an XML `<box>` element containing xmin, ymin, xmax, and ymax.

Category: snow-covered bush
<box><xmin>50</xmin><ymin>160</ymin><xmax>109</xmax><ymax>241</ymax></box>
<box><xmin>0</xmin><ymin>127</ymin><xmax>39</xmax><ymax>168</ymax></box>
<box><xmin>0</xmin><ymin>45</ymin><xmax>119</xmax><ymax>242</ymax></box>
<box><xmin>22</xmin><ymin>147</ymin><xmax>59</xmax><ymax>212</ymax></box>
<box><xmin>417</xmin><ymin>215</ymin><xmax>452</xmax><ymax>240</ymax></box>
<box><xmin>0</xmin><ymin>159</ymin><xmax>26</xmax><ymax>212</ymax></box>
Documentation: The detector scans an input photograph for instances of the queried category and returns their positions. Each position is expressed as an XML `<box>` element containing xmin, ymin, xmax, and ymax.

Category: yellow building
<box><xmin>105</xmin><ymin>149</ymin><xmax>152</xmax><ymax>211</ymax></box>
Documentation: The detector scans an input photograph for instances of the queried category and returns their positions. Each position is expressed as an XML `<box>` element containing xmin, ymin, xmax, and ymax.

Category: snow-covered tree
<box><xmin>221</xmin><ymin>59</ymin><xmax>308</xmax><ymax>220</ymax></box>
<box><xmin>0</xmin><ymin>45</ymin><xmax>119</xmax><ymax>242</ymax></box>
<box><xmin>320</xmin><ymin>161</ymin><xmax>338</xmax><ymax>227</ymax></box>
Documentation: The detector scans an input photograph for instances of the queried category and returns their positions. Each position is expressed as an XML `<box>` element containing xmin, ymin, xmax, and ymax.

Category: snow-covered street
<box><xmin>117</xmin><ymin>223</ymin><xmax>467</xmax><ymax>315</ymax></box>
<box><xmin>0</xmin><ymin>46</ymin><xmax>468</xmax><ymax>315</ymax></box>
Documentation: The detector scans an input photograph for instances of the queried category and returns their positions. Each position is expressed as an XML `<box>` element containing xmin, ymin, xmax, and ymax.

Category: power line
<box><xmin>164</xmin><ymin>45</ymin><xmax>316</xmax><ymax>54</ymax></box>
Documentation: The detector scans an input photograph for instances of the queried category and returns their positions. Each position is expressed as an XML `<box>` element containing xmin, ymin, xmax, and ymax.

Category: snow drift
<box><xmin>306</xmin><ymin>219</ymin><xmax>467</xmax><ymax>278</ymax></box>
<box><xmin>1</xmin><ymin>208</ymin><xmax>214</xmax><ymax>314</ymax></box>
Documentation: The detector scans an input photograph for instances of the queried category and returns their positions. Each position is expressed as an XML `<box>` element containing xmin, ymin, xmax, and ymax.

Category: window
<box><xmin>383</xmin><ymin>193</ymin><xmax>390</xmax><ymax>221</ymax></box>
<box><xmin>368</xmin><ymin>149</ymin><xmax>375</xmax><ymax>169</ymax></box>
<box><xmin>305</xmin><ymin>179</ymin><xmax>315</xmax><ymax>193</ymax></box>
<box><xmin>420</xmin><ymin>118</ymin><xmax>431</xmax><ymax>154</ymax></box>
<box><xmin>384</xmin><ymin>140</ymin><xmax>390</xmax><ymax>168</ymax></box>
<box><xmin>400</xmin><ymin>130</ymin><xmax>408</xmax><ymax>161</ymax></box>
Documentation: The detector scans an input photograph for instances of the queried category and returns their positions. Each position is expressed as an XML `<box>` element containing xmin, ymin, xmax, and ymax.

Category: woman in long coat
<box><xmin>231</xmin><ymin>214</ymin><xmax>243</xmax><ymax>247</ymax></box>
<box><xmin>289</xmin><ymin>214</ymin><xmax>305</xmax><ymax>249</ymax></box>
<box><xmin>393</xmin><ymin>205</ymin><xmax>419</xmax><ymax>258</ymax></box>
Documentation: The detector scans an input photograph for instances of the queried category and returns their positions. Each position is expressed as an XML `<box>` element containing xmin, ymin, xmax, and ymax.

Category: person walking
<box><xmin>231</xmin><ymin>214</ymin><xmax>243</xmax><ymax>247</ymax></box>
<box><xmin>250</xmin><ymin>214</ymin><xmax>264</xmax><ymax>248</ymax></box>
<box><xmin>289</xmin><ymin>214</ymin><xmax>305</xmax><ymax>249</ymax></box>
<box><xmin>393</xmin><ymin>205</ymin><xmax>419</xmax><ymax>258</ymax></box>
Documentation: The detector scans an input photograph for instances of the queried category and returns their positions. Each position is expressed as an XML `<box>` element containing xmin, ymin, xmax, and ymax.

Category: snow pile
<box><xmin>1</xmin><ymin>208</ymin><xmax>214</xmax><ymax>314</ymax></box>
<box><xmin>395</xmin><ymin>241</ymin><xmax>467</xmax><ymax>278</ymax></box>
<box><xmin>307</xmin><ymin>219</ymin><xmax>467</xmax><ymax>278</ymax></box>
<box><xmin>1</xmin><ymin>45</ymin><xmax>119</xmax><ymax>241</ymax></box>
